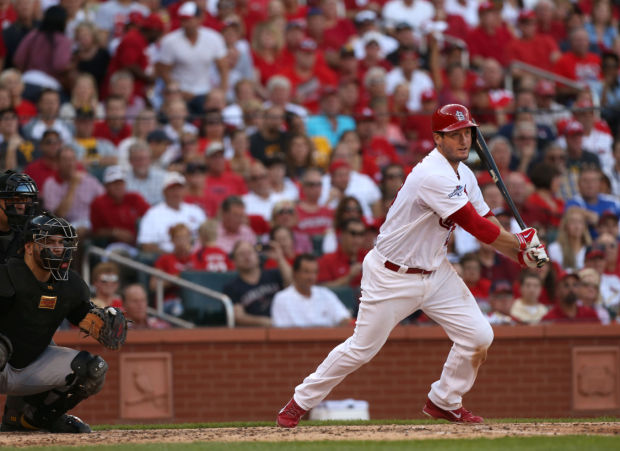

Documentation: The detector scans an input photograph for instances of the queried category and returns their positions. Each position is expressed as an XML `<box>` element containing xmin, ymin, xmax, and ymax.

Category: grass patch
<box><xmin>14</xmin><ymin>436</ymin><xmax>620</xmax><ymax>451</ymax></box>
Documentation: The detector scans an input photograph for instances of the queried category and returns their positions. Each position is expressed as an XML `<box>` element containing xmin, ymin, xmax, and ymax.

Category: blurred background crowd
<box><xmin>1</xmin><ymin>0</ymin><xmax>620</xmax><ymax>328</ymax></box>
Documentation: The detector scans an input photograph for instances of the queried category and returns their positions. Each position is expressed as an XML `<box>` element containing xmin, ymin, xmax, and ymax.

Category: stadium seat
<box><xmin>179</xmin><ymin>270</ymin><xmax>238</xmax><ymax>326</ymax></box>
<box><xmin>328</xmin><ymin>285</ymin><xmax>360</xmax><ymax>317</ymax></box>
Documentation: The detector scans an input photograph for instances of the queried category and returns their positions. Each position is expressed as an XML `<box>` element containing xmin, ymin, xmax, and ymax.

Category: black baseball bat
<box><xmin>473</xmin><ymin>128</ymin><xmax>527</xmax><ymax>230</ymax></box>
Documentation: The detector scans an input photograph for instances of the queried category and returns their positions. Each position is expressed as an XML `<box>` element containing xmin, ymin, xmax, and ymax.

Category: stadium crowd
<box><xmin>1</xmin><ymin>0</ymin><xmax>620</xmax><ymax>327</ymax></box>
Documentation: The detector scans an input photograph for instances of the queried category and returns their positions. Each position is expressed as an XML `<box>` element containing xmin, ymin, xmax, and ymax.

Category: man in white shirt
<box><xmin>242</xmin><ymin>161</ymin><xmax>283</xmax><ymax>221</ymax></box>
<box><xmin>157</xmin><ymin>1</ymin><xmax>228</xmax><ymax>116</ymax></box>
<box><xmin>382</xmin><ymin>0</ymin><xmax>435</xmax><ymax>31</ymax></box>
<box><xmin>385</xmin><ymin>46</ymin><xmax>434</xmax><ymax>112</ymax></box>
<box><xmin>137</xmin><ymin>171</ymin><xmax>206</xmax><ymax>254</ymax></box>
<box><xmin>272</xmin><ymin>254</ymin><xmax>352</xmax><ymax>328</ymax></box>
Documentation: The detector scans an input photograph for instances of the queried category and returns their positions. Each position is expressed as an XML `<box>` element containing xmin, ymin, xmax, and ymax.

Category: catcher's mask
<box><xmin>24</xmin><ymin>214</ymin><xmax>78</xmax><ymax>280</ymax></box>
<box><xmin>0</xmin><ymin>170</ymin><xmax>39</xmax><ymax>230</ymax></box>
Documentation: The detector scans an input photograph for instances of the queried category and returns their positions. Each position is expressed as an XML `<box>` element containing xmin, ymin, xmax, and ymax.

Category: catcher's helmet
<box><xmin>431</xmin><ymin>104</ymin><xmax>478</xmax><ymax>133</ymax></box>
<box><xmin>0</xmin><ymin>170</ymin><xmax>39</xmax><ymax>229</ymax></box>
<box><xmin>24</xmin><ymin>213</ymin><xmax>77</xmax><ymax>281</ymax></box>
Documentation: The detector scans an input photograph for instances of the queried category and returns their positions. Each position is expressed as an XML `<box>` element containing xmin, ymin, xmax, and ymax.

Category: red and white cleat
<box><xmin>276</xmin><ymin>398</ymin><xmax>307</xmax><ymax>428</ymax></box>
<box><xmin>422</xmin><ymin>398</ymin><xmax>484</xmax><ymax>423</ymax></box>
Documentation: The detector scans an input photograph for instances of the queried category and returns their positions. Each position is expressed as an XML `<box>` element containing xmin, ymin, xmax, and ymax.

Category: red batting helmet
<box><xmin>432</xmin><ymin>104</ymin><xmax>478</xmax><ymax>133</ymax></box>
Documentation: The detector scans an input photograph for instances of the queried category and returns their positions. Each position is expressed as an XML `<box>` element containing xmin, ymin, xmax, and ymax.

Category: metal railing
<box><xmin>507</xmin><ymin>60</ymin><xmax>587</xmax><ymax>93</ymax></box>
<box><xmin>82</xmin><ymin>245</ymin><xmax>235</xmax><ymax>328</ymax></box>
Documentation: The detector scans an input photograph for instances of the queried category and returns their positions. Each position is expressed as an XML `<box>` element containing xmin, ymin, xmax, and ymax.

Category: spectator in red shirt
<box><xmin>318</xmin><ymin>218</ymin><xmax>366</xmax><ymax>287</ymax></box>
<box><xmin>103</xmin><ymin>13</ymin><xmax>163</xmax><ymax>100</ymax></box>
<box><xmin>460</xmin><ymin>252</ymin><xmax>492</xmax><ymax>308</ymax></box>
<box><xmin>554</xmin><ymin>27</ymin><xmax>602</xmax><ymax>96</ymax></box>
<box><xmin>122</xmin><ymin>283</ymin><xmax>172</xmax><ymax>329</ymax></box>
<box><xmin>191</xmin><ymin>218</ymin><xmax>234</xmax><ymax>272</ymax></box>
<box><xmin>90</xmin><ymin>165</ymin><xmax>150</xmax><ymax>247</ymax></box>
<box><xmin>203</xmin><ymin>141</ymin><xmax>247</xmax><ymax>218</ymax></box>
<box><xmin>526</xmin><ymin>162</ymin><xmax>565</xmax><ymax>230</ymax></box>
<box><xmin>263</xmin><ymin>225</ymin><xmax>297</xmax><ymax>270</ymax></box>
<box><xmin>93</xmin><ymin>95</ymin><xmax>132</xmax><ymax>146</ymax></box>
<box><xmin>0</xmin><ymin>69</ymin><xmax>37</xmax><ymax>125</ymax></box>
<box><xmin>90</xmin><ymin>262</ymin><xmax>123</xmax><ymax>310</ymax></box>
<box><xmin>296</xmin><ymin>167</ymin><xmax>334</xmax><ymax>237</ymax></box>
<box><xmin>272</xmin><ymin>199</ymin><xmax>313</xmax><ymax>254</ymax></box>
<box><xmin>507</xmin><ymin>9</ymin><xmax>561</xmax><ymax>75</ymax></box>
<box><xmin>542</xmin><ymin>272</ymin><xmax>601</xmax><ymax>322</ymax></box>
<box><xmin>277</xmin><ymin>37</ymin><xmax>338</xmax><ymax>113</ymax></box>
<box><xmin>151</xmin><ymin>223</ymin><xmax>195</xmax><ymax>317</ymax></box>
<box><xmin>466</xmin><ymin>2</ymin><xmax>514</xmax><ymax>68</ymax></box>
<box><xmin>251</xmin><ymin>21</ymin><xmax>284</xmax><ymax>87</ymax></box>
<box><xmin>321</xmin><ymin>0</ymin><xmax>356</xmax><ymax>59</ymax></box>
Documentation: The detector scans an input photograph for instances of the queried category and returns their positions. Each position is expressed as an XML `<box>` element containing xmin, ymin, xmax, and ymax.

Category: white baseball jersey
<box><xmin>375</xmin><ymin>149</ymin><xmax>490</xmax><ymax>270</ymax></box>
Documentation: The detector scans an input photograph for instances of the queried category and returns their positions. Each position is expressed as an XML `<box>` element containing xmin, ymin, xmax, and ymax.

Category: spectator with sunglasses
<box><xmin>271</xmin><ymin>200</ymin><xmax>312</xmax><ymax>254</ymax></box>
<box><xmin>295</xmin><ymin>168</ymin><xmax>334</xmax><ymax>238</ymax></box>
<box><xmin>90</xmin><ymin>262</ymin><xmax>123</xmax><ymax>309</ymax></box>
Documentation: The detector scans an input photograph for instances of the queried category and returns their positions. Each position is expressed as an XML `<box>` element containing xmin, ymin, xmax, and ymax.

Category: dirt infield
<box><xmin>1</xmin><ymin>422</ymin><xmax>619</xmax><ymax>447</ymax></box>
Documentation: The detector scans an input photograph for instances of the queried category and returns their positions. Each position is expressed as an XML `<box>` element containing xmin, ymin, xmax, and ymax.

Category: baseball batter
<box><xmin>277</xmin><ymin>104</ymin><xmax>548</xmax><ymax>426</ymax></box>
<box><xmin>0</xmin><ymin>213</ymin><xmax>128</xmax><ymax>433</ymax></box>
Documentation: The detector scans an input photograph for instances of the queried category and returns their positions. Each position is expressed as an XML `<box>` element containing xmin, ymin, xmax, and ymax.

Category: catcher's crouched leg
<box><xmin>21</xmin><ymin>351</ymin><xmax>108</xmax><ymax>433</ymax></box>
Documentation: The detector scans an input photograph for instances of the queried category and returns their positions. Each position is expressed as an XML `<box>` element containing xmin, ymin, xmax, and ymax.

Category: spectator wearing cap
<box><xmin>485</xmin><ymin>279</ymin><xmax>516</xmax><ymax>324</ymax></box>
<box><xmin>507</xmin><ymin>9</ymin><xmax>560</xmax><ymax>74</ymax></box>
<box><xmin>191</xmin><ymin>218</ymin><xmax>234</xmax><ymax>272</ymax></box>
<box><xmin>157</xmin><ymin>1</ymin><xmax>228</xmax><ymax>117</ymax></box>
<box><xmin>510</xmin><ymin>272</ymin><xmax>548</xmax><ymax>324</ymax></box>
<box><xmin>383</xmin><ymin>0</ymin><xmax>435</xmax><ymax>31</ymax></box>
<box><xmin>561</xmin><ymin>119</ymin><xmax>601</xmax><ymax>174</ymax></box>
<box><xmin>296</xmin><ymin>167</ymin><xmax>334</xmax><ymax>237</ymax></box>
<box><xmin>203</xmin><ymin>140</ymin><xmax>247</xmax><ymax>218</ymax></box>
<box><xmin>465</xmin><ymin>2</ymin><xmax>513</xmax><ymax>68</ymax></box>
<box><xmin>385</xmin><ymin>46</ymin><xmax>434</xmax><ymax>112</ymax></box>
<box><xmin>596</xmin><ymin>212</ymin><xmax>620</xmax><ymax>239</ymax></box>
<box><xmin>0</xmin><ymin>69</ymin><xmax>38</xmax><ymax>126</ymax></box>
<box><xmin>444</xmin><ymin>0</ymin><xmax>480</xmax><ymax>28</ymax></box>
<box><xmin>318</xmin><ymin>217</ymin><xmax>367</xmax><ymax>288</ymax></box>
<box><xmin>90</xmin><ymin>164</ymin><xmax>150</xmax><ymax>247</ymax></box>
<box><xmin>22</xmin><ymin>89</ymin><xmax>73</xmax><ymax>143</ymax></box>
<box><xmin>553</xmin><ymin>28</ymin><xmax>601</xmax><ymax>96</ymax></box>
<box><xmin>576</xmin><ymin>267</ymin><xmax>611</xmax><ymax>323</ymax></box>
<box><xmin>249</xmin><ymin>105</ymin><xmax>288</xmax><ymax>164</ymax></box>
<box><xmin>571</xmin><ymin>98</ymin><xmax>614</xmax><ymax>170</ymax></box>
<box><xmin>385</xmin><ymin>22</ymin><xmax>415</xmax><ymax>67</ymax></box>
<box><xmin>145</xmin><ymin>129</ymin><xmax>174</xmax><ymax>168</ymax></box>
<box><xmin>542</xmin><ymin>272</ymin><xmax>600</xmax><ymax>323</ymax></box>
<box><xmin>336</xmin><ymin>48</ymin><xmax>360</xmax><ymax>88</ymax></box>
<box><xmin>13</xmin><ymin>6</ymin><xmax>74</xmax><ymax>101</ymax></box>
<box><xmin>137</xmin><ymin>170</ymin><xmax>206</xmax><ymax>254</ymax></box>
<box><xmin>305</xmin><ymin>85</ymin><xmax>355</xmax><ymax>149</ymax></box>
<box><xmin>0</xmin><ymin>107</ymin><xmax>38</xmax><ymax>172</ymax></box>
<box><xmin>43</xmin><ymin>145</ymin><xmax>104</xmax><ymax>234</ymax></box>
<box><xmin>102</xmin><ymin>12</ymin><xmax>163</xmax><ymax>100</ymax></box>
<box><xmin>93</xmin><ymin>95</ymin><xmax>132</xmax><ymax>146</ymax></box>
<box><xmin>565</xmin><ymin>167</ymin><xmax>620</xmax><ymax>237</ymax></box>
<box><xmin>271</xmin><ymin>253</ymin><xmax>352</xmax><ymax>327</ymax></box>
<box><xmin>533</xmin><ymin>80</ymin><xmax>571</xmax><ymax>134</ymax></box>
<box><xmin>125</xmin><ymin>139</ymin><xmax>167</xmax><ymax>205</ymax></box>
<box><xmin>70</xmin><ymin>105</ymin><xmax>117</xmax><ymax>168</ymax></box>
<box><xmin>94</xmin><ymin>0</ymin><xmax>149</xmax><ymax>46</ymax></box>
<box><xmin>180</xmin><ymin>159</ymin><xmax>208</xmax><ymax>209</ymax></box>
<box><xmin>584</xmin><ymin>241</ymin><xmax>620</xmax><ymax>317</ymax></box>
<box><xmin>24</xmin><ymin>129</ymin><xmax>62</xmax><ymax>192</ymax></box>
<box><xmin>277</xmin><ymin>37</ymin><xmax>338</xmax><ymax>113</ymax></box>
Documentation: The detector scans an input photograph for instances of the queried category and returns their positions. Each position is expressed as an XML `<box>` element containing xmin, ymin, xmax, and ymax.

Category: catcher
<box><xmin>0</xmin><ymin>213</ymin><xmax>127</xmax><ymax>433</ymax></box>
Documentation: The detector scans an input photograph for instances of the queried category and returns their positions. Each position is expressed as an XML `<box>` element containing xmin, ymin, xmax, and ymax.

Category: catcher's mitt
<box><xmin>79</xmin><ymin>306</ymin><xmax>128</xmax><ymax>350</ymax></box>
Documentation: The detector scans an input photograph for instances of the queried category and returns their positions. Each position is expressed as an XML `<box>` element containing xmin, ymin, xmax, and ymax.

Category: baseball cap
<box><xmin>185</xmin><ymin>162</ymin><xmax>208</xmax><ymax>174</ymax></box>
<box><xmin>559</xmin><ymin>271</ymin><xmax>580</xmax><ymax>282</ymax></box>
<box><xmin>356</xmin><ymin>107</ymin><xmax>375</xmax><ymax>121</ymax></box>
<box><xmin>329</xmin><ymin>159</ymin><xmax>351</xmax><ymax>173</ymax></box>
<box><xmin>421</xmin><ymin>89</ymin><xmax>437</xmax><ymax>102</ymax></box>
<box><xmin>362</xmin><ymin>31</ymin><xmax>382</xmax><ymax>47</ymax></box>
<box><xmin>286</xmin><ymin>19</ymin><xmax>306</xmax><ymax>30</ymax></box>
<box><xmin>128</xmin><ymin>11</ymin><xmax>144</xmax><ymax>26</ymax></box>
<box><xmin>355</xmin><ymin>10</ymin><xmax>377</xmax><ymax>23</ymax></box>
<box><xmin>205</xmin><ymin>141</ymin><xmax>225</xmax><ymax>156</ymax></box>
<box><xmin>307</xmin><ymin>7</ymin><xmax>323</xmax><ymax>17</ymax></box>
<box><xmin>264</xmin><ymin>153</ymin><xmax>286</xmax><ymax>168</ymax></box>
<box><xmin>147</xmin><ymin>129</ymin><xmax>172</xmax><ymax>143</ymax></box>
<box><xmin>75</xmin><ymin>106</ymin><xmax>95</xmax><ymax>120</ymax></box>
<box><xmin>599</xmin><ymin>210</ymin><xmax>619</xmax><ymax>225</ymax></box>
<box><xmin>535</xmin><ymin>79</ymin><xmax>556</xmax><ymax>96</ymax></box>
<box><xmin>162</xmin><ymin>171</ymin><xmax>186</xmax><ymax>190</ymax></box>
<box><xmin>575</xmin><ymin>98</ymin><xmax>595</xmax><ymax>109</ymax></box>
<box><xmin>585</xmin><ymin>244</ymin><xmax>606</xmax><ymax>260</ymax></box>
<box><xmin>178</xmin><ymin>1</ymin><xmax>199</xmax><ymax>19</ymax></box>
<box><xmin>142</xmin><ymin>13</ymin><xmax>165</xmax><ymax>31</ymax></box>
<box><xmin>395</xmin><ymin>22</ymin><xmax>413</xmax><ymax>32</ymax></box>
<box><xmin>298</xmin><ymin>38</ymin><xmax>317</xmax><ymax>52</ymax></box>
<box><xmin>478</xmin><ymin>1</ymin><xmax>495</xmax><ymax>13</ymax></box>
<box><xmin>490</xmin><ymin>279</ymin><xmax>513</xmax><ymax>295</ymax></box>
<box><xmin>103</xmin><ymin>165</ymin><xmax>125</xmax><ymax>184</ymax></box>
<box><xmin>518</xmin><ymin>9</ymin><xmax>536</xmax><ymax>22</ymax></box>
<box><xmin>321</xmin><ymin>85</ymin><xmax>338</xmax><ymax>97</ymax></box>
<box><xmin>563</xmin><ymin>119</ymin><xmax>584</xmax><ymax>136</ymax></box>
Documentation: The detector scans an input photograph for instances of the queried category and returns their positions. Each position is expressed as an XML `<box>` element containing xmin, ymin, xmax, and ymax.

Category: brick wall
<box><xmin>2</xmin><ymin>324</ymin><xmax>619</xmax><ymax>425</ymax></box>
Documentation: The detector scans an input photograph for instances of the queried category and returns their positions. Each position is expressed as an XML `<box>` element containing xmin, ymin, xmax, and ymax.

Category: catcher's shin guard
<box><xmin>22</xmin><ymin>351</ymin><xmax>108</xmax><ymax>429</ymax></box>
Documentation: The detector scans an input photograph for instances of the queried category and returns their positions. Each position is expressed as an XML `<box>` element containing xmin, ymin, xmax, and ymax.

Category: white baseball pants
<box><xmin>294</xmin><ymin>248</ymin><xmax>494</xmax><ymax>412</ymax></box>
